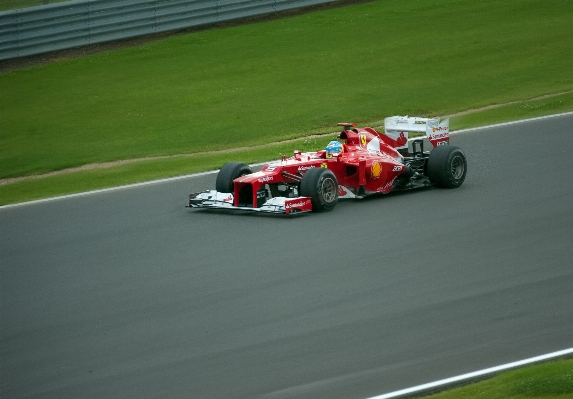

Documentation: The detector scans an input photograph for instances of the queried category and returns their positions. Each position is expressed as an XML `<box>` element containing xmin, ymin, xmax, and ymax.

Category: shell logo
<box><xmin>371</xmin><ymin>161</ymin><xmax>382</xmax><ymax>178</ymax></box>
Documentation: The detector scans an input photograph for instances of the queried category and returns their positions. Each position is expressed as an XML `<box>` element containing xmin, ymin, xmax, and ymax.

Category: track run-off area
<box><xmin>1</xmin><ymin>114</ymin><xmax>573</xmax><ymax>399</ymax></box>
<box><xmin>2</xmin><ymin>91</ymin><xmax>572</xmax><ymax>188</ymax></box>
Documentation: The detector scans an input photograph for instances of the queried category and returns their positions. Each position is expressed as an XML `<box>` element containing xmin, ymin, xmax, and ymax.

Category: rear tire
<box><xmin>427</xmin><ymin>146</ymin><xmax>467</xmax><ymax>188</ymax></box>
<box><xmin>300</xmin><ymin>168</ymin><xmax>338</xmax><ymax>212</ymax></box>
<box><xmin>215</xmin><ymin>162</ymin><xmax>252</xmax><ymax>193</ymax></box>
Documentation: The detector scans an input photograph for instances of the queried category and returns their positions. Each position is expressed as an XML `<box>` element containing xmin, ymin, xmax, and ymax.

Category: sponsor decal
<box><xmin>223</xmin><ymin>195</ymin><xmax>232</xmax><ymax>202</ymax></box>
<box><xmin>298</xmin><ymin>165</ymin><xmax>316</xmax><ymax>172</ymax></box>
<box><xmin>338</xmin><ymin>186</ymin><xmax>348</xmax><ymax>196</ymax></box>
<box><xmin>392</xmin><ymin>165</ymin><xmax>403</xmax><ymax>172</ymax></box>
<box><xmin>382</xmin><ymin>177</ymin><xmax>396</xmax><ymax>191</ymax></box>
<box><xmin>258</xmin><ymin>176</ymin><xmax>274</xmax><ymax>183</ymax></box>
<box><xmin>429</xmin><ymin>132</ymin><xmax>449</xmax><ymax>140</ymax></box>
<box><xmin>396</xmin><ymin>132</ymin><xmax>407</xmax><ymax>146</ymax></box>
<box><xmin>321</xmin><ymin>163</ymin><xmax>328</xmax><ymax>169</ymax></box>
<box><xmin>371</xmin><ymin>161</ymin><xmax>382</xmax><ymax>178</ymax></box>
<box><xmin>286</xmin><ymin>200</ymin><xmax>308</xmax><ymax>209</ymax></box>
<box><xmin>264</xmin><ymin>166</ymin><xmax>277</xmax><ymax>172</ymax></box>
<box><xmin>432</xmin><ymin>126</ymin><xmax>449</xmax><ymax>132</ymax></box>
<box><xmin>427</xmin><ymin>119</ymin><xmax>450</xmax><ymax>145</ymax></box>
<box><xmin>359</xmin><ymin>133</ymin><xmax>367</xmax><ymax>147</ymax></box>
<box><xmin>385</xmin><ymin>130</ymin><xmax>408</xmax><ymax>149</ymax></box>
<box><xmin>368</xmin><ymin>150</ymin><xmax>390</xmax><ymax>159</ymax></box>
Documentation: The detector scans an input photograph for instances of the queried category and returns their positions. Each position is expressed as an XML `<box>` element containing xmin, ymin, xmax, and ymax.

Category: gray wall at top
<box><xmin>0</xmin><ymin>0</ymin><xmax>335</xmax><ymax>61</ymax></box>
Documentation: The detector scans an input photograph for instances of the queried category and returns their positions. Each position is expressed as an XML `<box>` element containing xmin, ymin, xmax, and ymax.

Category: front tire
<box><xmin>427</xmin><ymin>146</ymin><xmax>467</xmax><ymax>188</ymax></box>
<box><xmin>215</xmin><ymin>162</ymin><xmax>252</xmax><ymax>193</ymax></box>
<box><xmin>300</xmin><ymin>168</ymin><xmax>339</xmax><ymax>212</ymax></box>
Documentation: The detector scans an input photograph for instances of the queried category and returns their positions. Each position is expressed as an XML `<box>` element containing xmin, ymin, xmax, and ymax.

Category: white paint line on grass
<box><xmin>2</xmin><ymin>111</ymin><xmax>573</xmax><ymax>210</ymax></box>
<box><xmin>364</xmin><ymin>347</ymin><xmax>573</xmax><ymax>399</ymax></box>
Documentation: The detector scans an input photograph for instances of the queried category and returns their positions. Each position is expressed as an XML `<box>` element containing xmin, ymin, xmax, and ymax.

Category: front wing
<box><xmin>188</xmin><ymin>190</ymin><xmax>313</xmax><ymax>215</ymax></box>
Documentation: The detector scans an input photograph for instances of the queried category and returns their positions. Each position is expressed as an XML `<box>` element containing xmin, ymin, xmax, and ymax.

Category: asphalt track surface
<box><xmin>2</xmin><ymin>114</ymin><xmax>573</xmax><ymax>399</ymax></box>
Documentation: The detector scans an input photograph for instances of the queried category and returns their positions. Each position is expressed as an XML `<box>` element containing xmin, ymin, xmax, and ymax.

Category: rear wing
<box><xmin>384</xmin><ymin>116</ymin><xmax>450</xmax><ymax>150</ymax></box>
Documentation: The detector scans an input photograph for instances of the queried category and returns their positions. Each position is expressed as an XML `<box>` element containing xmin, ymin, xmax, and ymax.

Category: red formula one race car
<box><xmin>188</xmin><ymin>116</ymin><xmax>466</xmax><ymax>214</ymax></box>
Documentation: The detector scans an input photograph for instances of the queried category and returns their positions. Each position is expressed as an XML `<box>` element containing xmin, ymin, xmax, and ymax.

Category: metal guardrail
<box><xmin>0</xmin><ymin>0</ymin><xmax>332</xmax><ymax>61</ymax></box>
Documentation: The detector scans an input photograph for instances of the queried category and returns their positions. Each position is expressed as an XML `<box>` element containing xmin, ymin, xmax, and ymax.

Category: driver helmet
<box><xmin>325</xmin><ymin>141</ymin><xmax>343</xmax><ymax>158</ymax></box>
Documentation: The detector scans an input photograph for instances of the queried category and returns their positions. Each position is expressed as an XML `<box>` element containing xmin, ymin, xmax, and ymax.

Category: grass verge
<box><xmin>0</xmin><ymin>136</ymin><xmax>328</xmax><ymax>205</ymax></box>
<box><xmin>417</xmin><ymin>358</ymin><xmax>573</xmax><ymax>399</ymax></box>
<box><xmin>0</xmin><ymin>0</ymin><xmax>71</xmax><ymax>12</ymax></box>
<box><xmin>449</xmin><ymin>91</ymin><xmax>573</xmax><ymax>131</ymax></box>
<box><xmin>2</xmin><ymin>92</ymin><xmax>573</xmax><ymax>206</ymax></box>
<box><xmin>2</xmin><ymin>0</ymin><xmax>573</xmax><ymax>179</ymax></box>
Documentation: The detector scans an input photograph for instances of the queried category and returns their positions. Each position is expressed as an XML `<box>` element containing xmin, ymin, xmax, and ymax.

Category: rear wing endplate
<box><xmin>384</xmin><ymin>116</ymin><xmax>450</xmax><ymax>149</ymax></box>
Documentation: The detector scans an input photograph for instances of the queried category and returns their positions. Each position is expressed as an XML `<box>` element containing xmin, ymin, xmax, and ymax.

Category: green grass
<box><xmin>2</xmin><ymin>86</ymin><xmax>572</xmax><ymax>206</ymax></box>
<box><xmin>418</xmin><ymin>358</ymin><xmax>573</xmax><ymax>399</ymax></box>
<box><xmin>0</xmin><ymin>0</ymin><xmax>70</xmax><ymax>12</ymax></box>
<box><xmin>450</xmin><ymin>91</ymin><xmax>573</xmax><ymax>131</ymax></box>
<box><xmin>1</xmin><ymin>0</ymin><xmax>573</xmax><ymax>206</ymax></box>
<box><xmin>2</xmin><ymin>0</ymin><xmax>572</xmax><ymax>175</ymax></box>
<box><xmin>0</xmin><ymin>136</ymin><xmax>328</xmax><ymax>204</ymax></box>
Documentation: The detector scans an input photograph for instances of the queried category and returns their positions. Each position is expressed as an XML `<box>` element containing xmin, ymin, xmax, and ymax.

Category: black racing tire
<box><xmin>427</xmin><ymin>145</ymin><xmax>467</xmax><ymax>188</ymax></box>
<box><xmin>300</xmin><ymin>168</ymin><xmax>339</xmax><ymax>212</ymax></box>
<box><xmin>215</xmin><ymin>162</ymin><xmax>252</xmax><ymax>193</ymax></box>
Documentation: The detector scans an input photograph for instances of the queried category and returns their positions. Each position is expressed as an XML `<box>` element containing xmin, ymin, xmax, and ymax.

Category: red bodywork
<box><xmin>189</xmin><ymin>119</ymin><xmax>453</xmax><ymax>214</ymax></box>
<box><xmin>232</xmin><ymin>126</ymin><xmax>407</xmax><ymax>210</ymax></box>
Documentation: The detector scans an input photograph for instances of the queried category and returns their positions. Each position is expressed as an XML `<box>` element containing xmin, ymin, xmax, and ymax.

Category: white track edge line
<box><xmin>0</xmin><ymin>170</ymin><xmax>222</xmax><ymax>209</ymax></box>
<box><xmin>3</xmin><ymin>111</ymin><xmax>573</xmax><ymax>210</ymax></box>
<box><xmin>364</xmin><ymin>347</ymin><xmax>573</xmax><ymax>399</ymax></box>
<box><xmin>450</xmin><ymin>110</ymin><xmax>573</xmax><ymax>135</ymax></box>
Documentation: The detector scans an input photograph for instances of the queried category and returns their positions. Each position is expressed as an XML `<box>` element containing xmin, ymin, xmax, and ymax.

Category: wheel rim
<box><xmin>321</xmin><ymin>178</ymin><xmax>337</xmax><ymax>203</ymax></box>
<box><xmin>451</xmin><ymin>155</ymin><xmax>465</xmax><ymax>179</ymax></box>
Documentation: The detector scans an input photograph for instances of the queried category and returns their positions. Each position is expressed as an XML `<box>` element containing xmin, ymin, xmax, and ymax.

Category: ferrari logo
<box><xmin>321</xmin><ymin>163</ymin><xmax>328</xmax><ymax>168</ymax></box>
<box><xmin>359</xmin><ymin>133</ymin><xmax>367</xmax><ymax>147</ymax></box>
<box><xmin>371</xmin><ymin>161</ymin><xmax>381</xmax><ymax>178</ymax></box>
